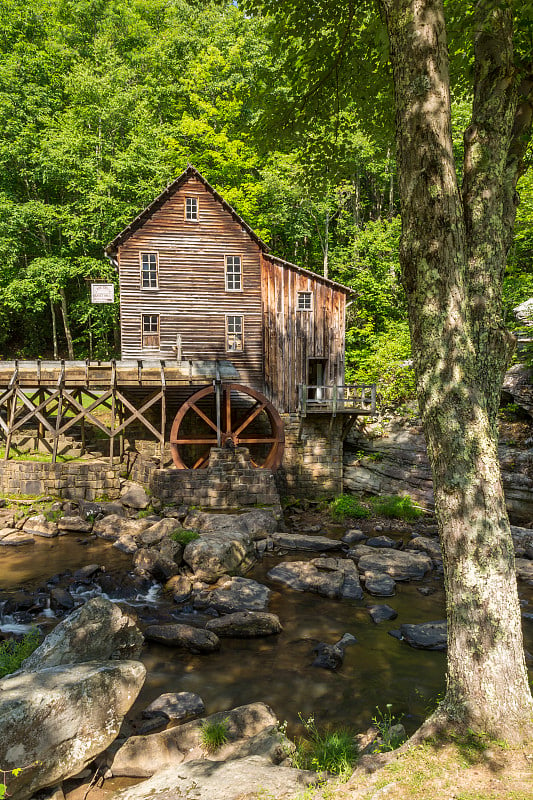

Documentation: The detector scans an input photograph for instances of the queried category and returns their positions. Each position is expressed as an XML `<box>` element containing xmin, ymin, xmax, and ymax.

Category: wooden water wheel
<box><xmin>170</xmin><ymin>383</ymin><xmax>285</xmax><ymax>470</ymax></box>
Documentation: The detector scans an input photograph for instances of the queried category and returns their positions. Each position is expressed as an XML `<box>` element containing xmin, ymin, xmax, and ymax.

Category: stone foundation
<box><xmin>0</xmin><ymin>460</ymin><xmax>121</xmax><ymax>500</ymax></box>
<box><xmin>279</xmin><ymin>414</ymin><xmax>344</xmax><ymax>497</ymax></box>
<box><xmin>129</xmin><ymin>447</ymin><xmax>280</xmax><ymax>510</ymax></box>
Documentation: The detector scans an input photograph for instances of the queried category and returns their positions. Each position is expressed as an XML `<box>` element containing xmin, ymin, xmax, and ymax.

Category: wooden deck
<box><xmin>298</xmin><ymin>384</ymin><xmax>377</xmax><ymax>416</ymax></box>
<box><xmin>0</xmin><ymin>359</ymin><xmax>239</xmax><ymax>388</ymax></box>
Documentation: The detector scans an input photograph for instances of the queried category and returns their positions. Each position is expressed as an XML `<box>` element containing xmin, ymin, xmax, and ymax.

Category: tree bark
<box><xmin>380</xmin><ymin>0</ymin><xmax>533</xmax><ymax>741</ymax></box>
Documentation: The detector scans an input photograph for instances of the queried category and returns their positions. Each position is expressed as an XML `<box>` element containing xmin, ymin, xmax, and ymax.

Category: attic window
<box><xmin>226</xmin><ymin>315</ymin><xmax>243</xmax><ymax>351</ymax></box>
<box><xmin>185</xmin><ymin>197</ymin><xmax>198</xmax><ymax>221</ymax></box>
<box><xmin>297</xmin><ymin>291</ymin><xmax>313</xmax><ymax>311</ymax></box>
<box><xmin>225</xmin><ymin>255</ymin><xmax>242</xmax><ymax>291</ymax></box>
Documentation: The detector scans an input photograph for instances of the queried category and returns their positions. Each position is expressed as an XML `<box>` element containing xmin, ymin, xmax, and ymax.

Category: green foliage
<box><xmin>0</xmin><ymin>629</ymin><xmax>40</xmax><ymax>678</ymax></box>
<box><xmin>291</xmin><ymin>715</ymin><xmax>358</xmax><ymax>778</ymax></box>
<box><xmin>200</xmin><ymin>718</ymin><xmax>229</xmax><ymax>753</ymax></box>
<box><xmin>329</xmin><ymin>494</ymin><xmax>370</xmax><ymax>521</ymax></box>
<box><xmin>169</xmin><ymin>527</ymin><xmax>200</xmax><ymax>545</ymax></box>
<box><xmin>371</xmin><ymin>704</ymin><xmax>405</xmax><ymax>752</ymax></box>
<box><xmin>370</xmin><ymin>494</ymin><xmax>424</xmax><ymax>522</ymax></box>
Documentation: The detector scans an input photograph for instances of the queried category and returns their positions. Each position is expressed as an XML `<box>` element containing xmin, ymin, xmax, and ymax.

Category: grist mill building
<box><xmin>0</xmin><ymin>166</ymin><xmax>374</xmax><ymax>503</ymax></box>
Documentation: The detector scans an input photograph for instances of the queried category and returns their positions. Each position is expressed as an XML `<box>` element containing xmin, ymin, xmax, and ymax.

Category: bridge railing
<box><xmin>297</xmin><ymin>383</ymin><xmax>377</xmax><ymax>417</ymax></box>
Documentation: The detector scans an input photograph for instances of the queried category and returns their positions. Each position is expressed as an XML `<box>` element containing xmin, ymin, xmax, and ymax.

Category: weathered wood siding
<box><xmin>117</xmin><ymin>177</ymin><xmax>264</xmax><ymax>390</ymax></box>
<box><xmin>261</xmin><ymin>255</ymin><xmax>346</xmax><ymax>412</ymax></box>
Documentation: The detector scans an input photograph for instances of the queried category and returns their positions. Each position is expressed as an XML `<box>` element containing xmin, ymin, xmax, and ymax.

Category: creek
<box><xmin>1</xmin><ymin>526</ymin><xmax>532</xmax><ymax>739</ymax></box>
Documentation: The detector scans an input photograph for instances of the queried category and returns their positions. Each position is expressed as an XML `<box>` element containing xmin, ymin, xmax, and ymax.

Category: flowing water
<box><xmin>2</xmin><ymin>529</ymin><xmax>532</xmax><ymax>738</ymax></box>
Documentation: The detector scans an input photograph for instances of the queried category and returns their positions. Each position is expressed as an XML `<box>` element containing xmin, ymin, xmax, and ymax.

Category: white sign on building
<box><xmin>91</xmin><ymin>283</ymin><xmax>115</xmax><ymax>304</ymax></box>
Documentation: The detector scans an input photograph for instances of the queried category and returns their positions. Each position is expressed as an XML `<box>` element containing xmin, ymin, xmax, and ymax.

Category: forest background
<box><xmin>1</xmin><ymin>0</ymin><xmax>532</xmax><ymax>407</ymax></box>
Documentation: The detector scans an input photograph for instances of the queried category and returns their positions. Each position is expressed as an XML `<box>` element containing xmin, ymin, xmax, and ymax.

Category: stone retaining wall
<box><xmin>279</xmin><ymin>414</ymin><xmax>344</xmax><ymax>497</ymax></box>
<box><xmin>128</xmin><ymin>447</ymin><xmax>280</xmax><ymax>510</ymax></box>
<box><xmin>0</xmin><ymin>460</ymin><xmax>121</xmax><ymax>500</ymax></box>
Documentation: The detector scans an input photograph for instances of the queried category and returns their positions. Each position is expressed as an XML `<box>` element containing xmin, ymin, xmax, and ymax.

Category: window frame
<box><xmin>297</xmin><ymin>291</ymin><xmax>313</xmax><ymax>311</ymax></box>
<box><xmin>225</xmin><ymin>254</ymin><xmax>243</xmax><ymax>292</ymax></box>
<box><xmin>225</xmin><ymin>314</ymin><xmax>244</xmax><ymax>352</ymax></box>
<box><xmin>184</xmin><ymin>196</ymin><xmax>199</xmax><ymax>222</ymax></box>
<box><xmin>140</xmin><ymin>252</ymin><xmax>159</xmax><ymax>290</ymax></box>
<box><xmin>141</xmin><ymin>313</ymin><xmax>160</xmax><ymax>349</ymax></box>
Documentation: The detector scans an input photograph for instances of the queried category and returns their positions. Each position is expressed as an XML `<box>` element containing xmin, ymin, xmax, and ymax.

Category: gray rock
<box><xmin>368</xmin><ymin>604</ymin><xmax>398</xmax><ymax>623</ymax></box>
<box><xmin>0</xmin><ymin>528</ymin><xmax>34</xmax><ymax>546</ymax></box>
<box><xmin>271</xmin><ymin>532</ymin><xmax>340</xmax><ymax>552</ymax></box>
<box><xmin>21</xmin><ymin>596</ymin><xmax>144</xmax><ymax>670</ymax></box>
<box><xmin>183</xmin><ymin>508</ymin><xmax>280</xmax><ymax>541</ymax></box>
<box><xmin>159</xmin><ymin>537</ymin><xmax>183</xmax><ymax>561</ymax></box>
<box><xmin>113</xmin><ymin>534</ymin><xmax>138</xmax><ymax>554</ymax></box>
<box><xmin>79</xmin><ymin>500</ymin><xmax>125</xmax><ymax>519</ymax></box>
<box><xmin>73</xmin><ymin>564</ymin><xmax>100</xmax><ymax>580</ymax></box>
<box><xmin>139</xmin><ymin>518</ymin><xmax>182</xmax><ymax>547</ymax></box>
<box><xmin>93</xmin><ymin>514</ymin><xmax>151</xmax><ymax>541</ymax></box>
<box><xmin>23</xmin><ymin>515</ymin><xmax>58</xmax><ymax>538</ymax></box>
<box><xmin>206</xmin><ymin>611</ymin><xmax>282</xmax><ymax>638</ymax></box>
<box><xmin>366</xmin><ymin>536</ymin><xmax>397</xmax><ymax>548</ymax></box>
<box><xmin>142</xmin><ymin>691</ymin><xmax>205</xmax><ymax>722</ymax></box>
<box><xmin>50</xmin><ymin>587</ymin><xmax>74</xmax><ymax>610</ymax></box>
<box><xmin>0</xmin><ymin>660</ymin><xmax>145</xmax><ymax>800</ymax></box>
<box><xmin>184</xmin><ymin>532</ymin><xmax>256</xmax><ymax>582</ymax></box>
<box><xmin>110</xmin><ymin>755</ymin><xmax>317</xmax><ymax>800</ymax></box>
<box><xmin>195</xmin><ymin>577</ymin><xmax>271</xmax><ymax>613</ymax></box>
<box><xmin>399</xmin><ymin>620</ymin><xmax>447</xmax><ymax>650</ymax></box>
<box><xmin>406</xmin><ymin>536</ymin><xmax>442</xmax><ymax>560</ymax></box>
<box><xmin>120</xmin><ymin>482</ymin><xmax>150</xmax><ymax>510</ymax></box>
<box><xmin>312</xmin><ymin>632</ymin><xmax>357</xmax><ymax>670</ymax></box>
<box><xmin>166</xmin><ymin>574</ymin><xmax>193</xmax><ymax>604</ymax></box>
<box><xmin>342</xmin><ymin>529</ymin><xmax>366</xmax><ymax>544</ymax></box>
<box><xmin>144</xmin><ymin>624</ymin><xmax>220</xmax><ymax>653</ymax></box>
<box><xmin>57</xmin><ymin>516</ymin><xmax>93</xmax><ymax>533</ymax></box>
<box><xmin>356</xmin><ymin>548</ymin><xmax>432</xmax><ymax>580</ymax></box>
<box><xmin>268</xmin><ymin>557</ymin><xmax>362</xmax><ymax>600</ymax></box>
<box><xmin>108</xmin><ymin>702</ymin><xmax>279</xmax><ymax>778</ymax></box>
<box><xmin>134</xmin><ymin>548</ymin><xmax>181</xmax><ymax>580</ymax></box>
<box><xmin>516</xmin><ymin>558</ymin><xmax>533</xmax><ymax>580</ymax></box>
<box><xmin>363</xmin><ymin>571</ymin><xmax>396</xmax><ymax>597</ymax></box>
<box><xmin>0</xmin><ymin>509</ymin><xmax>15</xmax><ymax>528</ymax></box>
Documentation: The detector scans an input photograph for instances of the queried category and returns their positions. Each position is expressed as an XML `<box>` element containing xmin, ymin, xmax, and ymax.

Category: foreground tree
<box><xmin>249</xmin><ymin>0</ymin><xmax>533</xmax><ymax>740</ymax></box>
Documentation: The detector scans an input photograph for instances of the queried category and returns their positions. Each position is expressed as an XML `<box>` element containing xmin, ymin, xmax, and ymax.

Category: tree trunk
<box><xmin>380</xmin><ymin>0</ymin><xmax>533</xmax><ymax>741</ymax></box>
<box><xmin>59</xmin><ymin>287</ymin><xmax>74</xmax><ymax>360</ymax></box>
<box><xmin>50</xmin><ymin>295</ymin><xmax>58</xmax><ymax>360</ymax></box>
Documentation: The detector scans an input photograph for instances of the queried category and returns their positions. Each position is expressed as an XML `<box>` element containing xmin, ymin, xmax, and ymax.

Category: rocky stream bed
<box><xmin>0</xmin><ymin>482</ymin><xmax>532</xmax><ymax>800</ymax></box>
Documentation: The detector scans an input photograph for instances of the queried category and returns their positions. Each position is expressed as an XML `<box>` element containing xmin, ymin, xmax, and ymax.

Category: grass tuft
<box><xmin>0</xmin><ymin>629</ymin><xmax>40</xmax><ymax>678</ymax></box>
<box><xmin>170</xmin><ymin>527</ymin><xmax>200</xmax><ymax>545</ymax></box>
<box><xmin>370</xmin><ymin>494</ymin><xmax>424</xmax><ymax>521</ymax></box>
<box><xmin>291</xmin><ymin>714</ymin><xmax>358</xmax><ymax>778</ymax></box>
<box><xmin>200</xmin><ymin>718</ymin><xmax>229</xmax><ymax>753</ymax></box>
<box><xmin>329</xmin><ymin>495</ymin><xmax>371</xmax><ymax>521</ymax></box>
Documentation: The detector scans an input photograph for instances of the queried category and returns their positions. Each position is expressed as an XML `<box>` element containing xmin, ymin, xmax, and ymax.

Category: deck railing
<box><xmin>298</xmin><ymin>383</ymin><xmax>377</xmax><ymax>417</ymax></box>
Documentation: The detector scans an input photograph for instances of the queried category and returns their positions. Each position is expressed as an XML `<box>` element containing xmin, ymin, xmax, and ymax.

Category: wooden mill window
<box><xmin>226</xmin><ymin>315</ymin><xmax>243</xmax><ymax>351</ymax></box>
<box><xmin>225</xmin><ymin>255</ymin><xmax>242</xmax><ymax>290</ymax></box>
<box><xmin>297</xmin><ymin>291</ymin><xmax>313</xmax><ymax>311</ymax></box>
<box><xmin>141</xmin><ymin>253</ymin><xmax>158</xmax><ymax>288</ymax></box>
<box><xmin>185</xmin><ymin>197</ymin><xmax>198</xmax><ymax>221</ymax></box>
<box><xmin>142</xmin><ymin>314</ymin><xmax>160</xmax><ymax>348</ymax></box>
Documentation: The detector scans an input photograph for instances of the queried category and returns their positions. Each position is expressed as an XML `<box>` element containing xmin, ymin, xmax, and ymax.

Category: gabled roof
<box><xmin>105</xmin><ymin>164</ymin><xmax>353</xmax><ymax>295</ymax></box>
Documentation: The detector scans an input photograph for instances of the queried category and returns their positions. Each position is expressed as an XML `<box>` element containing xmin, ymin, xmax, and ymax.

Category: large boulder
<box><xmin>57</xmin><ymin>516</ymin><xmax>93</xmax><ymax>533</ymax></box>
<box><xmin>133</xmin><ymin>548</ymin><xmax>182</xmax><ymax>581</ymax></box>
<box><xmin>120</xmin><ymin>482</ymin><xmax>151</xmax><ymax>510</ymax></box>
<box><xmin>110</xmin><ymin>755</ymin><xmax>317</xmax><ymax>800</ymax></box>
<box><xmin>0</xmin><ymin>660</ymin><xmax>145</xmax><ymax>800</ymax></box>
<box><xmin>93</xmin><ymin>514</ymin><xmax>152</xmax><ymax>541</ymax></box>
<box><xmin>0</xmin><ymin>529</ymin><xmax>34</xmax><ymax>546</ymax></box>
<box><xmin>139</xmin><ymin>518</ymin><xmax>183</xmax><ymax>547</ymax></box>
<box><xmin>206</xmin><ymin>611</ymin><xmax>282</xmax><ymax>638</ymax></box>
<box><xmin>23</xmin><ymin>514</ymin><xmax>58</xmax><ymax>538</ymax></box>
<box><xmin>183</xmin><ymin>509</ymin><xmax>280</xmax><ymax>540</ymax></box>
<box><xmin>271</xmin><ymin>532</ymin><xmax>341</xmax><ymax>552</ymax></box>
<box><xmin>194</xmin><ymin>577</ymin><xmax>271</xmax><ymax>613</ymax></box>
<box><xmin>268</xmin><ymin>557</ymin><xmax>363</xmax><ymax>600</ymax></box>
<box><xmin>142</xmin><ymin>692</ymin><xmax>205</xmax><ymax>723</ymax></box>
<box><xmin>108</xmin><ymin>702</ymin><xmax>278</xmax><ymax>778</ymax></box>
<box><xmin>354</xmin><ymin>548</ymin><xmax>433</xmax><ymax>580</ymax></box>
<box><xmin>397</xmin><ymin>620</ymin><xmax>447</xmax><ymax>650</ymax></box>
<box><xmin>21</xmin><ymin>597</ymin><xmax>144</xmax><ymax>670</ymax></box>
<box><xmin>183</xmin><ymin>531</ymin><xmax>255</xmax><ymax>581</ymax></box>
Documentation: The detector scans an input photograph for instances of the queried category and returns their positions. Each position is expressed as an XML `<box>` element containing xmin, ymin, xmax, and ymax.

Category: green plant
<box><xmin>44</xmin><ymin>508</ymin><xmax>63</xmax><ymax>522</ymax></box>
<box><xmin>200</xmin><ymin>718</ymin><xmax>229</xmax><ymax>753</ymax></box>
<box><xmin>0</xmin><ymin>629</ymin><xmax>40</xmax><ymax>678</ymax></box>
<box><xmin>329</xmin><ymin>494</ymin><xmax>371</xmax><ymax>521</ymax></box>
<box><xmin>291</xmin><ymin>714</ymin><xmax>358</xmax><ymax>778</ymax></box>
<box><xmin>371</xmin><ymin>704</ymin><xmax>406</xmax><ymax>752</ymax></box>
<box><xmin>370</xmin><ymin>494</ymin><xmax>424</xmax><ymax>521</ymax></box>
<box><xmin>136</xmin><ymin>507</ymin><xmax>153</xmax><ymax>519</ymax></box>
<box><xmin>170</xmin><ymin>527</ymin><xmax>200</xmax><ymax>545</ymax></box>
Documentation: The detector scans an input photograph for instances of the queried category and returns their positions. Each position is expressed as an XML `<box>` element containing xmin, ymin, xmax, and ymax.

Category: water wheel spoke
<box><xmin>193</xmin><ymin>452</ymin><xmax>210</xmax><ymax>469</ymax></box>
<box><xmin>190</xmin><ymin>403</ymin><xmax>218</xmax><ymax>433</ymax></box>
<box><xmin>237</xmin><ymin>436</ymin><xmax>277</xmax><ymax>444</ymax></box>
<box><xmin>171</xmin><ymin>437</ymin><xmax>218</xmax><ymax>445</ymax></box>
<box><xmin>224</xmin><ymin>387</ymin><xmax>232</xmax><ymax>435</ymax></box>
<box><xmin>233</xmin><ymin>401</ymin><xmax>266</xmax><ymax>436</ymax></box>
